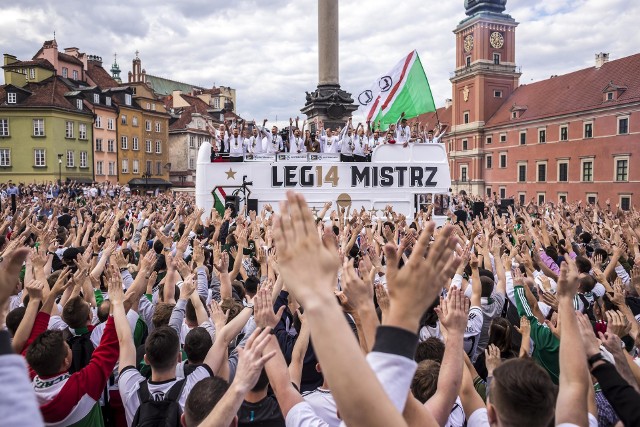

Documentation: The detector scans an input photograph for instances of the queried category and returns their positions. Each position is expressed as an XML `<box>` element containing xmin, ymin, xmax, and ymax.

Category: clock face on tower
<box><xmin>490</xmin><ymin>31</ymin><xmax>504</xmax><ymax>49</ymax></box>
<box><xmin>464</xmin><ymin>35</ymin><xmax>474</xmax><ymax>52</ymax></box>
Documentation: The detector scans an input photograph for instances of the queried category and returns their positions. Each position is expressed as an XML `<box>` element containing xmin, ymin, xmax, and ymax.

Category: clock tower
<box><xmin>449</xmin><ymin>0</ymin><xmax>521</xmax><ymax>196</ymax></box>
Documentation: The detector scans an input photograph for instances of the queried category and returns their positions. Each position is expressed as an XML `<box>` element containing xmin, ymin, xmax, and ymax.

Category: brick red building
<box><xmin>447</xmin><ymin>0</ymin><xmax>639</xmax><ymax>209</ymax></box>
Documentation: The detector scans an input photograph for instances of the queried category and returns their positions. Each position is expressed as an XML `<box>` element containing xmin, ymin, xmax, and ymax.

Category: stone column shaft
<box><xmin>318</xmin><ymin>0</ymin><xmax>339</xmax><ymax>86</ymax></box>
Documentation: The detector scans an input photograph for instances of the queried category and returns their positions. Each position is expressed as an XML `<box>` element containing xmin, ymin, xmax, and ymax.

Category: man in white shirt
<box><xmin>247</xmin><ymin>127</ymin><xmax>265</xmax><ymax>154</ymax></box>
<box><xmin>225</xmin><ymin>122</ymin><xmax>246</xmax><ymax>162</ymax></box>
<box><xmin>288</xmin><ymin>117</ymin><xmax>307</xmax><ymax>154</ymax></box>
<box><xmin>353</xmin><ymin>124</ymin><xmax>369</xmax><ymax>162</ymax></box>
<box><xmin>395</xmin><ymin>113</ymin><xmax>412</xmax><ymax>147</ymax></box>
<box><xmin>426</xmin><ymin>124</ymin><xmax>447</xmax><ymax>144</ymax></box>
<box><xmin>338</xmin><ymin>119</ymin><xmax>355</xmax><ymax>162</ymax></box>
<box><xmin>258</xmin><ymin>120</ymin><xmax>283</xmax><ymax>154</ymax></box>
<box><xmin>318</xmin><ymin>123</ymin><xmax>340</xmax><ymax>154</ymax></box>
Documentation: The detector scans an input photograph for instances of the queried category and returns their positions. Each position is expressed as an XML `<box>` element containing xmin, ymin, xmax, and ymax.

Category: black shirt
<box><xmin>238</xmin><ymin>395</ymin><xmax>285</xmax><ymax>427</ymax></box>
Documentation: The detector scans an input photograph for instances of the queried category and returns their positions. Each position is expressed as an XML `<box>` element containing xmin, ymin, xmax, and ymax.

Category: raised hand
<box><xmin>253</xmin><ymin>288</ymin><xmax>285</xmax><ymax>329</ymax></box>
<box><xmin>383</xmin><ymin>222</ymin><xmax>460</xmax><ymax>332</ymax></box>
<box><xmin>485</xmin><ymin>344</ymin><xmax>502</xmax><ymax>376</ymax></box>
<box><xmin>341</xmin><ymin>258</ymin><xmax>374</xmax><ymax>313</ymax></box>
<box><xmin>234</xmin><ymin>327</ymin><xmax>277</xmax><ymax>393</ymax></box>
<box><xmin>210</xmin><ymin>299</ymin><xmax>229</xmax><ymax>331</ymax></box>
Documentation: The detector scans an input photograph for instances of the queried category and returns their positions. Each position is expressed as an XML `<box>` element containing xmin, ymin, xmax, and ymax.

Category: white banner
<box><xmin>307</xmin><ymin>153</ymin><xmax>340</xmax><ymax>162</ymax></box>
<box><xmin>245</xmin><ymin>153</ymin><xmax>276</xmax><ymax>162</ymax></box>
<box><xmin>277</xmin><ymin>153</ymin><xmax>308</xmax><ymax>162</ymax></box>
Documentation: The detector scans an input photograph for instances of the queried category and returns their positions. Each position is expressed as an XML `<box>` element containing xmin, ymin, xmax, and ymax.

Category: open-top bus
<box><xmin>195</xmin><ymin>142</ymin><xmax>452</xmax><ymax>223</ymax></box>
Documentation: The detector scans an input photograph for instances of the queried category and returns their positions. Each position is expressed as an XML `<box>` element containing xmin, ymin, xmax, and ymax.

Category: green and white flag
<box><xmin>357</xmin><ymin>50</ymin><xmax>436</xmax><ymax>130</ymax></box>
<box><xmin>212</xmin><ymin>187</ymin><xmax>227</xmax><ymax>216</ymax></box>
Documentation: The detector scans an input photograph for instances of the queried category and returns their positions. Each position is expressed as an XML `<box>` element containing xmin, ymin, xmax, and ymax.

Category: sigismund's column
<box><xmin>301</xmin><ymin>0</ymin><xmax>357</xmax><ymax>131</ymax></box>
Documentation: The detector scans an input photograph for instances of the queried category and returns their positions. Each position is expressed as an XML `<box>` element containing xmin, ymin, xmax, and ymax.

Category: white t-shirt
<box><xmin>419</xmin><ymin>306</ymin><xmax>483</xmax><ymax>359</ymax></box>
<box><xmin>286</xmin><ymin>401</ymin><xmax>329</xmax><ymax>427</ymax></box>
<box><xmin>118</xmin><ymin>364</ymin><xmax>213</xmax><ymax>426</ymax></box>
<box><xmin>302</xmin><ymin>388</ymin><xmax>340</xmax><ymax>427</ymax></box>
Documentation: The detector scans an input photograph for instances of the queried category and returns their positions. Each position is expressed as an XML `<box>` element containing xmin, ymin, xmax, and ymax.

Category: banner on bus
<box><xmin>277</xmin><ymin>153</ymin><xmax>308</xmax><ymax>162</ymax></box>
<box><xmin>245</xmin><ymin>154</ymin><xmax>276</xmax><ymax>162</ymax></box>
<box><xmin>307</xmin><ymin>153</ymin><xmax>340</xmax><ymax>162</ymax></box>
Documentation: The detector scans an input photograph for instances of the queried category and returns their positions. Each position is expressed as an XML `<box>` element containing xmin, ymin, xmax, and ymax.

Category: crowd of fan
<box><xmin>0</xmin><ymin>185</ymin><xmax>639</xmax><ymax>427</ymax></box>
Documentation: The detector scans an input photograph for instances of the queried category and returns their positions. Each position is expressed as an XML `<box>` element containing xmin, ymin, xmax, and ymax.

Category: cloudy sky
<box><xmin>1</xmin><ymin>0</ymin><xmax>638</xmax><ymax>126</ymax></box>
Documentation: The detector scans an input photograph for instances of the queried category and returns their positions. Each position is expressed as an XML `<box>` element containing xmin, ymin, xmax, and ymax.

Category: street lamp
<box><xmin>57</xmin><ymin>154</ymin><xmax>63</xmax><ymax>185</ymax></box>
<box><xmin>142</xmin><ymin>171</ymin><xmax>152</xmax><ymax>193</ymax></box>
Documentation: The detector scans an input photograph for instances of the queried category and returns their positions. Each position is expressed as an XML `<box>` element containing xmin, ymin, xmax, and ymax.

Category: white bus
<box><xmin>195</xmin><ymin>142</ymin><xmax>452</xmax><ymax>222</ymax></box>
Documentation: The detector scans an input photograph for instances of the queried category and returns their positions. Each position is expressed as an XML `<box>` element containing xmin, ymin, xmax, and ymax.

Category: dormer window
<box><xmin>7</xmin><ymin>93</ymin><xmax>16</xmax><ymax>104</ymax></box>
<box><xmin>72</xmin><ymin>70</ymin><xmax>78</xmax><ymax>80</ymax></box>
<box><xmin>125</xmin><ymin>94</ymin><xmax>132</xmax><ymax>106</ymax></box>
<box><xmin>606</xmin><ymin>92</ymin><xmax>614</xmax><ymax>101</ymax></box>
<box><xmin>76</xmin><ymin>99</ymin><xmax>83</xmax><ymax>110</ymax></box>
<box><xmin>602</xmin><ymin>81</ymin><xmax>627</xmax><ymax>102</ymax></box>
<box><xmin>106</xmin><ymin>97</ymin><xmax>112</xmax><ymax>106</ymax></box>
<box><xmin>511</xmin><ymin>111</ymin><xmax>517</xmax><ymax>119</ymax></box>
<box><xmin>93</xmin><ymin>94</ymin><xmax>100</xmax><ymax>104</ymax></box>
<box><xmin>510</xmin><ymin>105</ymin><xmax>527</xmax><ymax>120</ymax></box>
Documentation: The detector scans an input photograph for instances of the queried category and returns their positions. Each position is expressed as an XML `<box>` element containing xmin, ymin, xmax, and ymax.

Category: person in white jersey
<box><xmin>338</xmin><ymin>118</ymin><xmax>355</xmax><ymax>162</ymax></box>
<box><xmin>288</xmin><ymin>117</ymin><xmax>307</xmax><ymax>154</ymax></box>
<box><xmin>353</xmin><ymin>123</ymin><xmax>369</xmax><ymax>162</ymax></box>
<box><xmin>224</xmin><ymin>120</ymin><xmax>246</xmax><ymax>162</ymax></box>
<box><xmin>395</xmin><ymin>112</ymin><xmax>412</xmax><ymax>147</ymax></box>
<box><xmin>258</xmin><ymin>119</ymin><xmax>284</xmax><ymax>154</ymax></box>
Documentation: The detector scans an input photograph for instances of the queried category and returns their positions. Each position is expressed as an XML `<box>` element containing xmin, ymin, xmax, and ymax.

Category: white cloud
<box><xmin>1</xmin><ymin>0</ymin><xmax>638</xmax><ymax>127</ymax></box>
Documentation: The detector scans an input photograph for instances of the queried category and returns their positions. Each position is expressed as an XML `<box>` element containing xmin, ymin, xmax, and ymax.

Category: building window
<box><xmin>537</xmin><ymin>193</ymin><xmax>545</xmax><ymax>205</ymax></box>
<box><xmin>121</xmin><ymin>136</ymin><xmax>128</xmax><ymax>149</ymax></box>
<box><xmin>62</xmin><ymin>67</ymin><xmax>68</xmax><ymax>78</ymax></box>
<box><xmin>615</xmin><ymin>158</ymin><xmax>628</xmax><ymax>182</ymax></box>
<box><xmin>538</xmin><ymin>129</ymin><xmax>546</xmax><ymax>143</ymax></box>
<box><xmin>0</xmin><ymin>119</ymin><xmax>9</xmax><ymax>136</ymax></box>
<box><xmin>584</xmin><ymin>122</ymin><xmax>593</xmax><ymax>138</ymax></box>
<box><xmin>500</xmin><ymin>153</ymin><xmax>507</xmax><ymax>168</ymax></box>
<box><xmin>462</xmin><ymin>139</ymin><xmax>468</xmax><ymax>150</ymax></box>
<box><xmin>560</xmin><ymin>125</ymin><xmax>568</xmax><ymax>141</ymax></box>
<box><xmin>121</xmin><ymin>159</ymin><xmax>129</xmax><ymax>173</ymax></box>
<box><xmin>107</xmin><ymin>118</ymin><xmax>114</xmax><ymax>130</ymax></box>
<box><xmin>106</xmin><ymin>96</ymin><xmax>112</xmax><ymax>106</ymax></box>
<box><xmin>519</xmin><ymin>131</ymin><xmax>526</xmax><ymax>145</ymax></box>
<box><xmin>95</xmin><ymin>116</ymin><xmax>102</xmax><ymax>128</ymax></box>
<box><xmin>558</xmin><ymin>162</ymin><xmax>568</xmax><ymax>182</ymax></box>
<box><xmin>95</xmin><ymin>138</ymin><xmax>103</xmax><ymax>152</ymax></box>
<box><xmin>581</xmin><ymin>160</ymin><xmax>593</xmax><ymax>182</ymax></box>
<box><xmin>108</xmin><ymin>161</ymin><xmax>115</xmax><ymax>176</ymax></box>
<box><xmin>0</xmin><ymin>149</ymin><xmax>10</xmax><ymax>166</ymax></box>
<box><xmin>107</xmin><ymin>139</ymin><xmax>115</xmax><ymax>152</ymax></box>
<box><xmin>518</xmin><ymin>193</ymin><xmax>526</xmax><ymax>205</ymax></box>
<box><xmin>558</xmin><ymin>193</ymin><xmax>567</xmax><ymax>204</ymax></box>
<box><xmin>146</xmin><ymin>103</ymin><xmax>150</xmax><ymax>109</ymax></box>
<box><xmin>146</xmin><ymin>140</ymin><xmax>152</xmax><ymax>153</ymax></box>
<box><xmin>499</xmin><ymin>187</ymin><xmax>506</xmax><ymax>199</ymax></box>
<box><xmin>151</xmin><ymin>103</ymin><xmax>156</xmax><ymax>111</ymax></box>
<box><xmin>96</xmin><ymin>161</ymin><xmax>103</xmax><ymax>175</ymax></box>
<box><xmin>80</xmin><ymin>151</ymin><xmax>87</xmax><ymax>168</ymax></box>
<box><xmin>132</xmin><ymin>137</ymin><xmax>139</xmax><ymax>151</ymax></box>
<box><xmin>29</xmin><ymin>68</ymin><xmax>35</xmax><ymax>79</ymax></box>
<box><xmin>76</xmin><ymin>99</ymin><xmax>83</xmax><ymax>110</ymax></box>
<box><xmin>486</xmin><ymin>155</ymin><xmax>492</xmax><ymax>169</ymax></box>
<box><xmin>486</xmin><ymin>136</ymin><xmax>492</xmax><ymax>145</ymax></box>
<box><xmin>189</xmin><ymin>135</ymin><xmax>196</xmax><ymax>148</ymax></box>
<box><xmin>606</xmin><ymin>92</ymin><xmax>614</xmax><ymax>101</ymax></box>
<box><xmin>146</xmin><ymin>161</ymin><xmax>152</xmax><ymax>174</ymax></box>
<box><xmin>155</xmin><ymin>141</ymin><xmax>162</xmax><ymax>154</ymax></box>
<box><xmin>214</xmin><ymin>97</ymin><xmax>220</xmax><ymax>109</ymax></box>
<box><xmin>34</xmin><ymin>149</ymin><xmax>46</xmax><ymax>167</ymax></box>
<box><xmin>499</xmin><ymin>133</ymin><xmax>506</xmax><ymax>143</ymax></box>
<box><xmin>156</xmin><ymin>161</ymin><xmax>162</xmax><ymax>175</ymax></box>
<box><xmin>466</xmin><ymin>56</ymin><xmax>471</xmax><ymax>67</ymax></box>
<box><xmin>460</xmin><ymin>165</ymin><xmax>468</xmax><ymax>182</ymax></box>
<box><xmin>7</xmin><ymin>93</ymin><xmax>16</xmax><ymax>104</ymax></box>
<box><xmin>620</xmin><ymin>196</ymin><xmax>631</xmax><ymax>211</ymax></box>
<box><xmin>66</xmin><ymin>150</ymin><xmax>74</xmax><ymax>167</ymax></box>
<box><xmin>463</xmin><ymin>112</ymin><xmax>470</xmax><ymax>124</ymax></box>
<box><xmin>132</xmin><ymin>160</ymin><xmax>139</xmax><ymax>174</ymax></box>
<box><xmin>155</xmin><ymin>122</ymin><xmax>161</xmax><ymax>132</ymax></box>
<box><xmin>189</xmin><ymin>158</ymin><xmax>195</xmax><ymax>169</ymax></box>
<box><xmin>121</xmin><ymin>115</ymin><xmax>127</xmax><ymax>125</ymax></box>
<box><xmin>511</xmin><ymin>111</ymin><xmax>517</xmax><ymax>119</ymax></box>
<box><xmin>65</xmin><ymin>121</ymin><xmax>74</xmax><ymax>138</ymax></box>
<box><xmin>72</xmin><ymin>70</ymin><xmax>78</xmax><ymax>80</ymax></box>
<box><xmin>537</xmin><ymin>162</ymin><xmax>547</xmax><ymax>182</ymax></box>
<box><xmin>33</xmin><ymin>119</ymin><xmax>45</xmax><ymax>136</ymax></box>
<box><xmin>125</xmin><ymin>94</ymin><xmax>132</xmax><ymax>106</ymax></box>
<box><xmin>79</xmin><ymin>123</ymin><xmax>87</xmax><ymax>139</ymax></box>
<box><xmin>518</xmin><ymin>164</ymin><xmax>526</xmax><ymax>182</ymax></box>
<box><xmin>493</xmin><ymin>53</ymin><xmax>500</xmax><ymax>64</ymax></box>
<box><xmin>618</xmin><ymin>117</ymin><xmax>629</xmax><ymax>135</ymax></box>
<box><xmin>93</xmin><ymin>94</ymin><xmax>100</xmax><ymax>104</ymax></box>
<box><xmin>486</xmin><ymin>187</ymin><xmax>492</xmax><ymax>197</ymax></box>
<box><xmin>493</xmin><ymin>90</ymin><xmax>502</xmax><ymax>98</ymax></box>
<box><xmin>587</xmin><ymin>194</ymin><xmax>597</xmax><ymax>205</ymax></box>
<box><xmin>145</xmin><ymin>120</ymin><xmax>151</xmax><ymax>131</ymax></box>
<box><xmin>132</xmin><ymin>116</ymin><xmax>138</xmax><ymax>127</ymax></box>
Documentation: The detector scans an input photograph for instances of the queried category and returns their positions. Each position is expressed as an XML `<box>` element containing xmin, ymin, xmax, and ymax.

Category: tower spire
<box><xmin>110</xmin><ymin>52</ymin><xmax>122</xmax><ymax>83</ymax></box>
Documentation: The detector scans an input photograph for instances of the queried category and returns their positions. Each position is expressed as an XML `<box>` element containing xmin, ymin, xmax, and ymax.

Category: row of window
<box><xmin>117</xmin><ymin>115</ymin><xmax>162</xmax><ymax>132</ymax></box>
<box><xmin>188</xmin><ymin>135</ymin><xmax>210</xmax><ymax>149</ymax></box>
<box><xmin>482</xmin><ymin>117</ymin><xmax>630</xmax><ymax>146</ymax></box>
<box><xmin>120</xmin><ymin>159</ymin><xmax>163</xmax><ymax>175</ymax></box>
<box><xmin>483</xmin><ymin>155</ymin><xmax>630</xmax><ymax>182</ymax></box>
<box><xmin>484</xmin><ymin>188</ymin><xmax>632</xmax><ymax>211</ymax></box>
<box><xmin>95</xmin><ymin>117</ymin><xmax>115</xmax><ymax>130</ymax></box>
<box><xmin>95</xmin><ymin>139</ymin><xmax>116</xmax><ymax>152</ymax></box>
<box><xmin>95</xmin><ymin>161</ymin><xmax>116</xmax><ymax>176</ymax></box>
<box><xmin>61</xmin><ymin>67</ymin><xmax>79</xmax><ymax>80</ymax></box>
<box><xmin>119</xmin><ymin>137</ymin><xmax>162</xmax><ymax>153</ymax></box>
<box><xmin>0</xmin><ymin>118</ymin><xmax>90</xmax><ymax>138</ymax></box>
<box><xmin>0</xmin><ymin>149</ymin><xmax>88</xmax><ymax>168</ymax></box>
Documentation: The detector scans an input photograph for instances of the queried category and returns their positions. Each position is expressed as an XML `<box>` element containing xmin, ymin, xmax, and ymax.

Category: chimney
<box><xmin>445</xmin><ymin>98</ymin><xmax>452</xmax><ymax>109</ymax></box>
<box><xmin>3</xmin><ymin>54</ymin><xmax>18</xmax><ymax>66</ymax></box>
<box><xmin>595</xmin><ymin>52</ymin><xmax>609</xmax><ymax>69</ymax></box>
